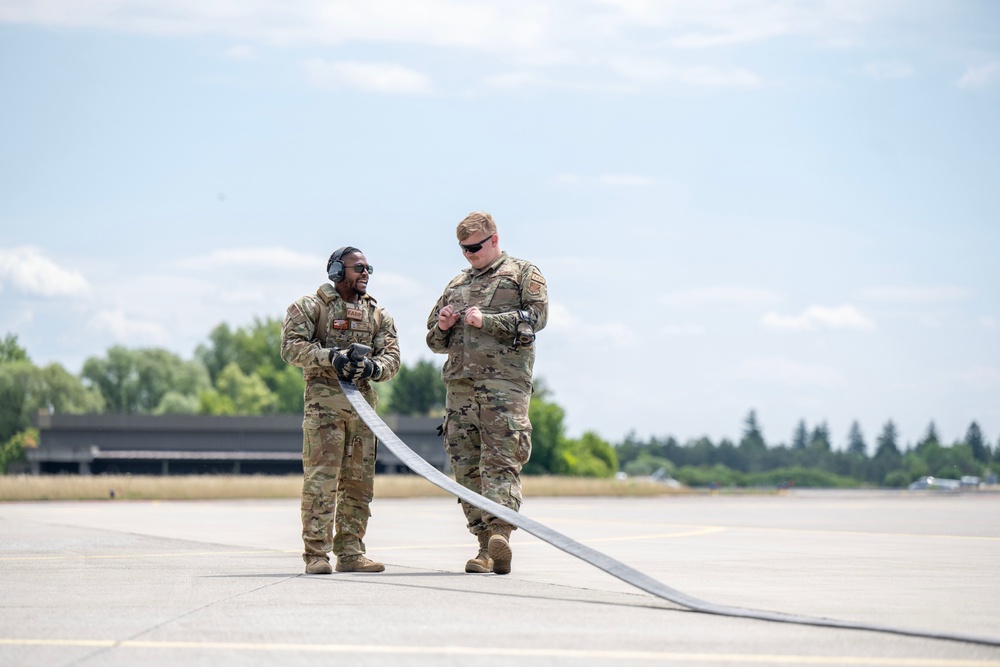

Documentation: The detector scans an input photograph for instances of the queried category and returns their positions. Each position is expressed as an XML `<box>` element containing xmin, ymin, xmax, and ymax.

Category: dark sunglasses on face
<box><xmin>347</xmin><ymin>263</ymin><xmax>374</xmax><ymax>274</ymax></box>
<box><xmin>460</xmin><ymin>234</ymin><xmax>494</xmax><ymax>254</ymax></box>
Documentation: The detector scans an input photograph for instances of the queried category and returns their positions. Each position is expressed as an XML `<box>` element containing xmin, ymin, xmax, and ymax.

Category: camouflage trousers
<box><xmin>444</xmin><ymin>378</ymin><xmax>532</xmax><ymax>537</ymax></box>
<box><xmin>300</xmin><ymin>382</ymin><xmax>378</xmax><ymax>561</ymax></box>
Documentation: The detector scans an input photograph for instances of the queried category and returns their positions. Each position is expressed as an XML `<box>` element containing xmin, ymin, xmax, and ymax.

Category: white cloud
<box><xmin>0</xmin><ymin>246</ymin><xmax>90</xmax><ymax>297</ymax></box>
<box><xmin>225</xmin><ymin>45</ymin><xmax>256</xmax><ymax>61</ymax></box>
<box><xmin>0</xmin><ymin>0</ymin><xmax>890</xmax><ymax>51</ymax></box>
<box><xmin>608</xmin><ymin>56</ymin><xmax>762</xmax><ymax>89</ymax></box>
<box><xmin>0</xmin><ymin>0</ymin><xmax>901</xmax><ymax>94</ymax></box>
<box><xmin>957</xmin><ymin>62</ymin><xmax>1000</xmax><ymax>90</ymax></box>
<box><xmin>483</xmin><ymin>71</ymin><xmax>551</xmax><ymax>90</ymax></box>
<box><xmin>857</xmin><ymin>285</ymin><xmax>971</xmax><ymax>303</ymax></box>
<box><xmin>596</xmin><ymin>0</ymin><xmax>890</xmax><ymax>49</ymax></box>
<box><xmin>545</xmin><ymin>301</ymin><xmax>579</xmax><ymax>333</ymax></box>
<box><xmin>660</xmin><ymin>286</ymin><xmax>780</xmax><ymax>307</ymax></box>
<box><xmin>87</xmin><ymin>309</ymin><xmax>170</xmax><ymax>344</ymax></box>
<box><xmin>599</xmin><ymin>174</ymin><xmax>656</xmax><ymax>186</ymax></box>
<box><xmin>761</xmin><ymin>304</ymin><xmax>874</xmax><ymax>332</ymax></box>
<box><xmin>545</xmin><ymin>300</ymin><xmax>635</xmax><ymax>344</ymax></box>
<box><xmin>737</xmin><ymin>357</ymin><xmax>847</xmax><ymax>387</ymax></box>
<box><xmin>176</xmin><ymin>247</ymin><xmax>323</xmax><ymax>271</ymax></box>
<box><xmin>554</xmin><ymin>173</ymin><xmax>583</xmax><ymax>185</ymax></box>
<box><xmin>303</xmin><ymin>59</ymin><xmax>433</xmax><ymax>95</ymax></box>
<box><xmin>863</xmin><ymin>59</ymin><xmax>913</xmax><ymax>80</ymax></box>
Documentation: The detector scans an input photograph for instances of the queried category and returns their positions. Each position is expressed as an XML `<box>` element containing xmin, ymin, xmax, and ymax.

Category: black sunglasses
<box><xmin>347</xmin><ymin>263</ymin><xmax>374</xmax><ymax>274</ymax></box>
<box><xmin>460</xmin><ymin>234</ymin><xmax>495</xmax><ymax>254</ymax></box>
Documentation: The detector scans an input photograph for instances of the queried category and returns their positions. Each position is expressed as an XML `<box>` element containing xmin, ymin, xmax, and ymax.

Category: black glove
<box><xmin>330</xmin><ymin>349</ymin><xmax>357</xmax><ymax>381</ymax></box>
<box><xmin>346</xmin><ymin>357</ymin><xmax>377</xmax><ymax>382</ymax></box>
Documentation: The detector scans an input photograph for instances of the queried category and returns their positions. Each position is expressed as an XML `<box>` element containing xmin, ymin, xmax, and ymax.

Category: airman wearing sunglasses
<box><xmin>426</xmin><ymin>212</ymin><xmax>548</xmax><ymax>575</ymax></box>
<box><xmin>281</xmin><ymin>246</ymin><xmax>400</xmax><ymax>575</ymax></box>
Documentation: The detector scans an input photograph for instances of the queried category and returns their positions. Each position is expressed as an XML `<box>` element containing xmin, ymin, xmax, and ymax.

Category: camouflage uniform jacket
<box><xmin>426</xmin><ymin>252</ymin><xmax>548</xmax><ymax>389</ymax></box>
<box><xmin>281</xmin><ymin>283</ymin><xmax>400</xmax><ymax>400</ymax></box>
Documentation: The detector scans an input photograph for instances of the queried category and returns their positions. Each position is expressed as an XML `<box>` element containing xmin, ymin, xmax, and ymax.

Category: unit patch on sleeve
<box><xmin>527</xmin><ymin>269</ymin><xmax>545</xmax><ymax>296</ymax></box>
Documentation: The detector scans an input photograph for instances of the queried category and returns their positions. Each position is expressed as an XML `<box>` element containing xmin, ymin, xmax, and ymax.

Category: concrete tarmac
<box><xmin>1</xmin><ymin>489</ymin><xmax>999</xmax><ymax>666</ymax></box>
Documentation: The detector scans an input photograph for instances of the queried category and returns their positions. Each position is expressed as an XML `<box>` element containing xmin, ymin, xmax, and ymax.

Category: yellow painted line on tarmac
<box><xmin>0</xmin><ymin>549</ymin><xmax>296</xmax><ymax>562</ymax></box>
<box><xmin>536</xmin><ymin>516</ymin><xmax>1000</xmax><ymax>542</ymax></box>
<box><xmin>1</xmin><ymin>638</ymin><xmax>998</xmax><ymax>665</ymax></box>
<box><xmin>582</xmin><ymin>526</ymin><xmax>728</xmax><ymax>543</ymax></box>
<box><xmin>0</xmin><ymin>526</ymin><xmax>727</xmax><ymax>561</ymax></box>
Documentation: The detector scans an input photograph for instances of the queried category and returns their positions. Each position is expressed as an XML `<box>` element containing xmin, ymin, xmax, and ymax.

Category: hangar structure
<box><xmin>27</xmin><ymin>412</ymin><xmax>446</xmax><ymax>476</ymax></box>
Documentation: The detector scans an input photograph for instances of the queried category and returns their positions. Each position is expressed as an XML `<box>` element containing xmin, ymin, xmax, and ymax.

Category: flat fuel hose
<box><xmin>340</xmin><ymin>379</ymin><xmax>1000</xmax><ymax>648</ymax></box>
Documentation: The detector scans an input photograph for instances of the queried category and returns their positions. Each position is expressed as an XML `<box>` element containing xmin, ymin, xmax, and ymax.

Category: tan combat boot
<box><xmin>335</xmin><ymin>554</ymin><xmax>386</xmax><ymax>573</ymax></box>
<box><xmin>304</xmin><ymin>556</ymin><xmax>333</xmax><ymax>575</ymax></box>
<box><xmin>465</xmin><ymin>532</ymin><xmax>493</xmax><ymax>573</ymax></box>
<box><xmin>488</xmin><ymin>523</ymin><xmax>513</xmax><ymax>575</ymax></box>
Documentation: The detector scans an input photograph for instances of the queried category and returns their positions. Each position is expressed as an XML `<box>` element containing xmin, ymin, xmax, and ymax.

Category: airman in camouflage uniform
<box><xmin>281</xmin><ymin>247</ymin><xmax>400</xmax><ymax>575</ymax></box>
<box><xmin>426</xmin><ymin>212</ymin><xmax>548</xmax><ymax>575</ymax></box>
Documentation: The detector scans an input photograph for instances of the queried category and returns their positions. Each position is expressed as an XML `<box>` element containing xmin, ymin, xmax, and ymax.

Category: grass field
<box><xmin>0</xmin><ymin>474</ymin><xmax>692</xmax><ymax>501</ymax></box>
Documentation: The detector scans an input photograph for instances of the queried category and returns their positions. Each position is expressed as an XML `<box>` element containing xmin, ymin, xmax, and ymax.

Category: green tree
<box><xmin>197</xmin><ymin>319</ymin><xmax>304</xmax><ymax>413</ymax></box>
<box><xmin>523</xmin><ymin>380</ymin><xmax>566</xmax><ymax>475</ymax></box>
<box><xmin>809</xmin><ymin>422</ymin><xmax>831</xmax><ymax>451</ymax></box>
<box><xmin>38</xmin><ymin>364</ymin><xmax>105</xmax><ymax>414</ymax></box>
<box><xmin>873</xmin><ymin>420</ymin><xmax>902</xmax><ymax>485</ymax></box>
<box><xmin>558</xmin><ymin>431</ymin><xmax>618</xmax><ymax>477</ymax></box>
<box><xmin>0</xmin><ymin>333</ymin><xmax>29</xmax><ymax>363</ymax></box>
<box><xmin>82</xmin><ymin>346</ymin><xmax>209</xmax><ymax>414</ymax></box>
<box><xmin>384</xmin><ymin>360</ymin><xmax>446</xmax><ymax>416</ymax></box>
<box><xmin>1</xmin><ymin>427</ymin><xmax>37</xmax><ymax>474</ymax></box>
<box><xmin>846</xmin><ymin>421</ymin><xmax>867</xmax><ymax>456</ymax></box>
<box><xmin>153</xmin><ymin>391</ymin><xmax>200</xmax><ymax>415</ymax></box>
<box><xmin>196</xmin><ymin>323</ymin><xmax>240</xmax><ymax>384</ymax></box>
<box><xmin>875</xmin><ymin>420</ymin><xmax>900</xmax><ymax>459</ymax></box>
<box><xmin>964</xmin><ymin>422</ymin><xmax>988</xmax><ymax>463</ymax></box>
<box><xmin>1</xmin><ymin>335</ymin><xmax>103</xmax><ymax>448</ymax></box>
<box><xmin>0</xmin><ymin>361</ymin><xmax>41</xmax><ymax>443</ymax></box>
<box><xmin>791</xmin><ymin>420</ymin><xmax>808</xmax><ymax>450</ymax></box>
<box><xmin>739</xmin><ymin>410</ymin><xmax>768</xmax><ymax>472</ymax></box>
<box><xmin>198</xmin><ymin>362</ymin><xmax>279</xmax><ymax>415</ymax></box>
<box><xmin>918</xmin><ymin>421</ymin><xmax>940</xmax><ymax>449</ymax></box>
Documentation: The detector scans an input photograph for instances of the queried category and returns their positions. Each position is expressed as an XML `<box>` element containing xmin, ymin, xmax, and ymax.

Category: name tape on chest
<box><xmin>345</xmin><ymin>307</ymin><xmax>364</xmax><ymax>321</ymax></box>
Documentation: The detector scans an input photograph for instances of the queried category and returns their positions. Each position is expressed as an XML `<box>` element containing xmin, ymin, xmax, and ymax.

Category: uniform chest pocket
<box><xmin>486</xmin><ymin>278</ymin><xmax>520</xmax><ymax>310</ymax></box>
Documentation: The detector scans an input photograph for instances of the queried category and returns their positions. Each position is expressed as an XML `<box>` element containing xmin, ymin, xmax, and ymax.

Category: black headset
<box><xmin>327</xmin><ymin>246</ymin><xmax>350</xmax><ymax>283</ymax></box>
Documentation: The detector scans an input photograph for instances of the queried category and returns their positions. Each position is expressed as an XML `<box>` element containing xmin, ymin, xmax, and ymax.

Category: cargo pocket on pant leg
<box><xmin>506</xmin><ymin>413</ymin><xmax>532</xmax><ymax>466</ymax></box>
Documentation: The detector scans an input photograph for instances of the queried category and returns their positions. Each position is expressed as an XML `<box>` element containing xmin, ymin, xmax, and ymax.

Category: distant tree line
<box><xmin>616</xmin><ymin>410</ymin><xmax>998</xmax><ymax>488</ymax></box>
<box><xmin>0</xmin><ymin>327</ymin><xmax>617</xmax><ymax>478</ymax></box>
<box><xmin>4</xmin><ymin>326</ymin><xmax>994</xmax><ymax>485</ymax></box>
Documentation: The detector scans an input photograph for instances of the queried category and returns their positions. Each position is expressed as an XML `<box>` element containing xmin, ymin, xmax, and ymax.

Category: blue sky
<box><xmin>1</xmin><ymin>1</ymin><xmax>998</xmax><ymax>451</ymax></box>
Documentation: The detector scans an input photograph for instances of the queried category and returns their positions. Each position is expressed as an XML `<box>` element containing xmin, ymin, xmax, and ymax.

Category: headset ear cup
<box><xmin>328</xmin><ymin>261</ymin><xmax>345</xmax><ymax>283</ymax></box>
<box><xmin>327</xmin><ymin>246</ymin><xmax>349</xmax><ymax>283</ymax></box>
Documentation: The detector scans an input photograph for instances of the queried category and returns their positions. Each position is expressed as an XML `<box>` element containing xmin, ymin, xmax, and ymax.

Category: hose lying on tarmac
<box><xmin>340</xmin><ymin>380</ymin><xmax>1000</xmax><ymax>648</ymax></box>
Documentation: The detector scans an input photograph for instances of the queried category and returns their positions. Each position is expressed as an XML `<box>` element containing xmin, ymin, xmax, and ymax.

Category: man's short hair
<box><xmin>456</xmin><ymin>212</ymin><xmax>497</xmax><ymax>241</ymax></box>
